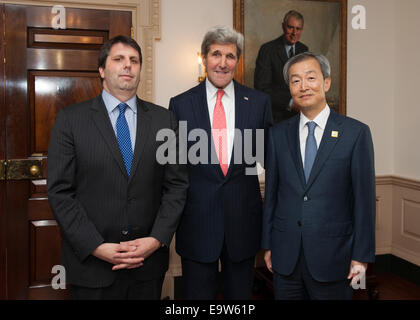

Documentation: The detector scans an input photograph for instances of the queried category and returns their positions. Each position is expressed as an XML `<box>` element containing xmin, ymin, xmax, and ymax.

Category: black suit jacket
<box><xmin>169</xmin><ymin>81</ymin><xmax>273</xmax><ymax>263</ymax></box>
<box><xmin>254</xmin><ymin>35</ymin><xmax>308</xmax><ymax>123</ymax></box>
<box><xmin>47</xmin><ymin>95</ymin><xmax>188</xmax><ymax>288</ymax></box>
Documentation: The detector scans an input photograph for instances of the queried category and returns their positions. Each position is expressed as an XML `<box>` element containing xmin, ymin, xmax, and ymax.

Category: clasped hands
<box><xmin>92</xmin><ymin>237</ymin><xmax>161</xmax><ymax>271</ymax></box>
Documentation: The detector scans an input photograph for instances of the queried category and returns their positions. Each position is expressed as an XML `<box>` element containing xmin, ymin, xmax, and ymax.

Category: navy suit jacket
<box><xmin>169</xmin><ymin>80</ymin><xmax>273</xmax><ymax>263</ymax></box>
<box><xmin>262</xmin><ymin>110</ymin><xmax>376</xmax><ymax>282</ymax></box>
<box><xmin>254</xmin><ymin>35</ymin><xmax>308</xmax><ymax>122</ymax></box>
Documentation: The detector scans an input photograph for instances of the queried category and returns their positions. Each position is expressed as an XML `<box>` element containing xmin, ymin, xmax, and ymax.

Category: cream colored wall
<box><xmin>393</xmin><ymin>0</ymin><xmax>420</xmax><ymax>180</ymax></box>
<box><xmin>154</xmin><ymin>0</ymin><xmax>232</xmax><ymax>108</ymax></box>
<box><xmin>347</xmin><ymin>0</ymin><xmax>395</xmax><ymax>176</ymax></box>
<box><xmin>346</xmin><ymin>0</ymin><xmax>420</xmax><ymax>266</ymax></box>
<box><xmin>348</xmin><ymin>0</ymin><xmax>420</xmax><ymax>181</ymax></box>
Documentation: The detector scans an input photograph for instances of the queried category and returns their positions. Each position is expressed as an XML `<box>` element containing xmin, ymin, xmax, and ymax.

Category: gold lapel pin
<box><xmin>331</xmin><ymin>130</ymin><xmax>339</xmax><ymax>138</ymax></box>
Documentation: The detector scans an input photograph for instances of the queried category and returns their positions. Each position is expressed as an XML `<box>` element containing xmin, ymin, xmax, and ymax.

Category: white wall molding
<box><xmin>376</xmin><ymin>175</ymin><xmax>420</xmax><ymax>267</ymax></box>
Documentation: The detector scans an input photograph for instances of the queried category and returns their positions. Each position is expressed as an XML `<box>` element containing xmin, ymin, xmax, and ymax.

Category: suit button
<box><xmin>297</xmin><ymin>220</ymin><xmax>302</xmax><ymax>227</ymax></box>
<box><xmin>303</xmin><ymin>196</ymin><xmax>308</xmax><ymax>201</ymax></box>
<box><xmin>122</xmin><ymin>230</ymin><xmax>129</xmax><ymax>236</ymax></box>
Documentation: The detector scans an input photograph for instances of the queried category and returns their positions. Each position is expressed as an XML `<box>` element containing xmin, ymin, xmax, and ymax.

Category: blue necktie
<box><xmin>116</xmin><ymin>103</ymin><xmax>133</xmax><ymax>175</ymax></box>
<box><xmin>304</xmin><ymin>121</ymin><xmax>317</xmax><ymax>182</ymax></box>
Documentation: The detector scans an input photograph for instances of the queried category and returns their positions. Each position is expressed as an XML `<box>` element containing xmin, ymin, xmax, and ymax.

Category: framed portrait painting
<box><xmin>233</xmin><ymin>0</ymin><xmax>347</xmax><ymax>115</ymax></box>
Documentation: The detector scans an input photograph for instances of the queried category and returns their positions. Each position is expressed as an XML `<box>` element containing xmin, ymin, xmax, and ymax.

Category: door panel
<box><xmin>30</xmin><ymin>72</ymin><xmax>101</xmax><ymax>153</ymax></box>
<box><xmin>2</xmin><ymin>4</ymin><xmax>131</xmax><ymax>299</ymax></box>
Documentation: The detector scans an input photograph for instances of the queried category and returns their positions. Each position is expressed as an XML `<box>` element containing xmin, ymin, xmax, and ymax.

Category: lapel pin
<box><xmin>244</xmin><ymin>96</ymin><xmax>249</xmax><ymax>101</ymax></box>
<box><xmin>331</xmin><ymin>130</ymin><xmax>339</xmax><ymax>138</ymax></box>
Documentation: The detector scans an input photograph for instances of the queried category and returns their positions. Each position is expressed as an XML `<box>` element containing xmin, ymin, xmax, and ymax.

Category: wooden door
<box><xmin>0</xmin><ymin>4</ymin><xmax>132</xmax><ymax>299</ymax></box>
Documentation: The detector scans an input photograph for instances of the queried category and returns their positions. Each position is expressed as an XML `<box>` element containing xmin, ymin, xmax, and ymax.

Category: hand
<box><xmin>264</xmin><ymin>250</ymin><xmax>273</xmax><ymax>273</ymax></box>
<box><xmin>92</xmin><ymin>243</ymin><xmax>144</xmax><ymax>267</ymax></box>
<box><xmin>347</xmin><ymin>260</ymin><xmax>367</xmax><ymax>287</ymax></box>
<box><xmin>112</xmin><ymin>237</ymin><xmax>162</xmax><ymax>271</ymax></box>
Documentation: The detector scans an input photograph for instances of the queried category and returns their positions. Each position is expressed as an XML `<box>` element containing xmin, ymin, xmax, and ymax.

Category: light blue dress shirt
<box><xmin>284</xmin><ymin>43</ymin><xmax>295</xmax><ymax>58</ymax></box>
<box><xmin>101</xmin><ymin>89</ymin><xmax>137</xmax><ymax>151</ymax></box>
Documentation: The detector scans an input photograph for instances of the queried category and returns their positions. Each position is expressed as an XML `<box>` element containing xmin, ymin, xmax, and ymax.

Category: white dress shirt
<box><xmin>299</xmin><ymin>104</ymin><xmax>330</xmax><ymax>166</ymax></box>
<box><xmin>206</xmin><ymin>79</ymin><xmax>235</xmax><ymax>165</ymax></box>
<box><xmin>102</xmin><ymin>89</ymin><xmax>137</xmax><ymax>151</ymax></box>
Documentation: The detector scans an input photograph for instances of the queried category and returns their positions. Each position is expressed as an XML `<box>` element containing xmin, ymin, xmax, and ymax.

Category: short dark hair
<box><xmin>98</xmin><ymin>35</ymin><xmax>142</xmax><ymax>69</ymax></box>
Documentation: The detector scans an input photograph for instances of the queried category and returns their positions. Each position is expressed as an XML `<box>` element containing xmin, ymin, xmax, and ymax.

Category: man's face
<box><xmin>99</xmin><ymin>42</ymin><xmax>141</xmax><ymax>98</ymax></box>
<box><xmin>282</xmin><ymin>17</ymin><xmax>303</xmax><ymax>45</ymax></box>
<box><xmin>203</xmin><ymin>43</ymin><xmax>238</xmax><ymax>89</ymax></box>
<box><xmin>288</xmin><ymin>58</ymin><xmax>331</xmax><ymax>115</ymax></box>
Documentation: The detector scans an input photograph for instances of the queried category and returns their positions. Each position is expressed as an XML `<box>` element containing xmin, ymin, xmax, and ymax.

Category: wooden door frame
<box><xmin>0</xmin><ymin>3</ymin><xmax>7</xmax><ymax>300</ymax></box>
<box><xmin>0</xmin><ymin>0</ymin><xmax>161</xmax><ymax>103</ymax></box>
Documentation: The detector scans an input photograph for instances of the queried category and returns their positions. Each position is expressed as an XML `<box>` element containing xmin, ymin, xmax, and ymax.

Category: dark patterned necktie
<box><xmin>289</xmin><ymin>46</ymin><xmax>295</xmax><ymax>58</ymax></box>
<box><xmin>116</xmin><ymin>103</ymin><xmax>133</xmax><ymax>175</ymax></box>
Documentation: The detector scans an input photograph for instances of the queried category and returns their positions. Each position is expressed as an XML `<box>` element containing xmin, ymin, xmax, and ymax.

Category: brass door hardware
<box><xmin>0</xmin><ymin>159</ymin><xmax>44</xmax><ymax>180</ymax></box>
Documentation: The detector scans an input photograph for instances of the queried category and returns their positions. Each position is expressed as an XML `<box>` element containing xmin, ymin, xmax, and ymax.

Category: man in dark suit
<box><xmin>254</xmin><ymin>10</ymin><xmax>308</xmax><ymax>123</ymax></box>
<box><xmin>169</xmin><ymin>25</ymin><xmax>273</xmax><ymax>299</ymax></box>
<box><xmin>262</xmin><ymin>52</ymin><xmax>376</xmax><ymax>300</ymax></box>
<box><xmin>47</xmin><ymin>36</ymin><xmax>188</xmax><ymax>300</ymax></box>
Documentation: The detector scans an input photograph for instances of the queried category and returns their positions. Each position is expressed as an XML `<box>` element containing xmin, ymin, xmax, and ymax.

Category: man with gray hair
<box><xmin>169</xmin><ymin>25</ymin><xmax>272</xmax><ymax>299</ymax></box>
<box><xmin>262</xmin><ymin>52</ymin><xmax>376</xmax><ymax>299</ymax></box>
<box><xmin>254</xmin><ymin>10</ymin><xmax>308</xmax><ymax>123</ymax></box>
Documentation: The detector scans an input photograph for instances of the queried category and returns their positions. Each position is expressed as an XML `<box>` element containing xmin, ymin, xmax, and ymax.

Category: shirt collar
<box><xmin>285</xmin><ymin>43</ymin><xmax>295</xmax><ymax>52</ymax></box>
<box><xmin>205</xmin><ymin>78</ymin><xmax>235</xmax><ymax>100</ymax></box>
<box><xmin>102</xmin><ymin>89</ymin><xmax>137</xmax><ymax>114</ymax></box>
<box><xmin>283</xmin><ymin>38</ymin><xmax>295</xmax><ymax>55</ymax></box>
<box><xmin>299</xmin><ymin>104</ymin><xmax>331</xmax><ymax>132</ymax></box>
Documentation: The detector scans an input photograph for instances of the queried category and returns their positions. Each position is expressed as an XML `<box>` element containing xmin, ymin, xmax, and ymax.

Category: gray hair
<box><xmin>283</xmin><ymin>52</ymin><xmax>331</xmax><ymax>85</ymax></box>
<box><xmin>283</xmin><ymin>10</ymin><xmax>304</xmax><ymax>27</ymax></box>
<box><xmin>201</xmin><ymin>25</ymin><xmax>244</xmax><ymax>59</ymax></box>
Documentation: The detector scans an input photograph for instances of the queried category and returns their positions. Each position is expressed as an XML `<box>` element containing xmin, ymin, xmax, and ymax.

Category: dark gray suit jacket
<box><xmin>47</xmin><ymin>95</ymin><xmax>188</xmax><ymax>288</ymax></box>
<box><xmin>254</xmin><ymin>35</ymin><xmax>308</xmax><ymax>123</ymax></box>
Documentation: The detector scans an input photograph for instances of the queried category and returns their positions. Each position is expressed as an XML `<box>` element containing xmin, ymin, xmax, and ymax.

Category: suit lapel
<box><xmin>191</xmin><ymin>82</ymin><xmax>223</xmax><ymax>178</ymax></box>
<box><xmin>192</xmin><ymin>82</ymin><xmax>212</xmax><ymax>136</ymax></box>
<box><xmin>286</xmin><ymin>115</ymin><xmax>306</xmax><ymax>188</ymax></box>
<box><xmin>295</xmin><ymin>41</ymin><xmax>307</xmax><ymax>55</ymax></box>
<box><xmin>305</xmin><ymin>110</ymin><xmax>343</xmax><ymax>189</ymax></box>
<box><xmin>90</xmin><ymin>96</ymin><xmax>128</xmax><ymax>178</ymax></box>
<box><xmin>129</xmin><ymin>98</ymin><xmax>151</xmax><ymax>181</ymax></box>
<box><xmin>225</xmin><ymin>81</ymin><xmax>251</xmax><ymax>179</ymax></box>
<box><xmin>276</xmin><ymin>36</ymin><xmax>289</xmax><ymax>65</ymax></box>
